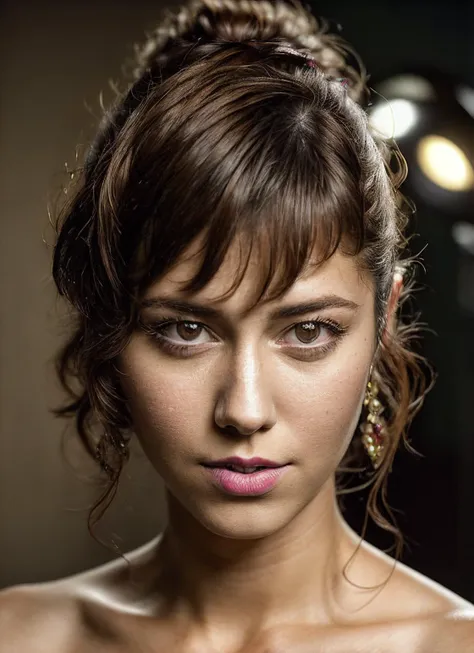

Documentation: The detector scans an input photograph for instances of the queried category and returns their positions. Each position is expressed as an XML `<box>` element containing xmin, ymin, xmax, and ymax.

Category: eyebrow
<box><xmin>140</xmin><ymin>295</ymin><xmax>360</xmax><ymax>320</ymax></box>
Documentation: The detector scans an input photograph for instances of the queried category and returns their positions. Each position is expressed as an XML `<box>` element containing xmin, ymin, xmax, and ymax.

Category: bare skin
<box><xmin>1</xmin><ymin>533</ymin><xmax>473</xmax><ymax>652</ymax></box>
<box><xmin>1</xmin><ymin>242</ymin><xmax>473</xmax><ymax>652</ymax></box>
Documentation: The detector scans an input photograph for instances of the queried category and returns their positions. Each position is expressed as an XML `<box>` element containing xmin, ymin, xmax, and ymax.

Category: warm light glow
<box><xmin>369</xmin><ymin>99</ymin><xmax>418</xmax><ymax>139</ymax></box>
<box><xmin>417</xmin><ymin>135</ymin><xmax>474</xmax><ymax>191</ymax></box>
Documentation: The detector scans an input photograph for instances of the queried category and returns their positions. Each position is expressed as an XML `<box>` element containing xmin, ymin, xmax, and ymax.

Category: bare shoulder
<box><xmin>424</xmin><ymin>608</ymin><xmax>474</xmax><ymax>651</ymax></box>
<box><xmin>0</xmin><ymin>583</ymin><xmax>82</xmax><ymax>653</ymax></box>
<box><xmin>354</xmin><ymin>538</ymin><xmax>473</xmax><ymax>617</ymax></box>
<box><xmin>365</xmin><ymin>552</ymin><xmax>474</xmax><ymax>650</ymax></box>
<box><xmin>0</xmin><ymin>543</ymin><xmax>161</xmax><ymax>653</ymax></box>
<box><xmin>389</xmin><ymin>557</ymin><xmax>474</xmax><ymax>617</ymax></box>
<box><xmin>358</xmin><ymin>564</ymin><xmax>474</xmax><ymax>651</ymax></box>
<box><xmin>392</xmin><ymin>607</ymin><xmax>474</xmax><ymax>653</ymax></box>
<box><xmin>400</xmin><ymin>571</ymin><xmax>474</xmax><ymax>653</ymax></box>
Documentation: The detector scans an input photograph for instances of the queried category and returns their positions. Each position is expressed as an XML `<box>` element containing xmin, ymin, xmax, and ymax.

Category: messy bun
<box><xmin>54</xmin><ymin>0</ymin><xmax>430</xmax><ymax>555</ymax></box>
<box><xmin>135</xmin><ymin>0</ymin><xmax>367</xmax><ymax>103</ymax></box>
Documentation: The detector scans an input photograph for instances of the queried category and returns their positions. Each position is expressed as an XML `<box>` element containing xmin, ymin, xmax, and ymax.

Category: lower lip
<box><xmin>203</xmin><ymin>465</ymin><xmax>288</xmax><ymax>496</ymax></box>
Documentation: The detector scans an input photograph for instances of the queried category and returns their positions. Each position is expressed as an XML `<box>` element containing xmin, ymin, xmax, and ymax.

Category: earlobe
<box><xmin>382</xmin><ymin>272</ymin><xmax>404</xmax><ymax>345</ymax></box>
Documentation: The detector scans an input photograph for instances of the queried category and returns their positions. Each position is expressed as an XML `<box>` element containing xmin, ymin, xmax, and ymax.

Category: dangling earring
<box><xmin>95</xmin><ymin>429</ymin><xmax>130</xmax><ymax>478</ymax></box>
<box><xmin>360</xmin><ymin>379</ymin><xmax>385</xmax><ymax>469</ymax></box>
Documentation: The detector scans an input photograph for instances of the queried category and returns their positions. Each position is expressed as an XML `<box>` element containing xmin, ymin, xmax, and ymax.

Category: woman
<box><xmin>1</xmin><ymin>0</ymin><xmax>473</xmax><ymax>651</ymax></box>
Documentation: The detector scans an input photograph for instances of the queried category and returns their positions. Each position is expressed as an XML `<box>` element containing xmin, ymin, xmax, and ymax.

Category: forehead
<box><xmin>144</xmin><ymin>235</ymin><xmax>373</xmax><ymax>315</ymax></box>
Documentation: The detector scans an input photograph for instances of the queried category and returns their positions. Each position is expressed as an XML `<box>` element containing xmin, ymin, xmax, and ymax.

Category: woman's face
<box><xmin>119</xmin><ymin>240</ymin><xmax>377</xmax><ymax>539</ymax></box>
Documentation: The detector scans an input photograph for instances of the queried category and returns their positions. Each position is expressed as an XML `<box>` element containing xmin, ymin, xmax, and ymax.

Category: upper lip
<box><xmin>204</xmin><ymin>457</ymin><xmax>285</xmax><ymax>468</ymax></box>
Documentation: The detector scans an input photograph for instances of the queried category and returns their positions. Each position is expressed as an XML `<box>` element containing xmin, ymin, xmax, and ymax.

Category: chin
<box><xmin>171</xmin><ymin>488</ymin><xmax>314</xmax><ymax>541</ymax></box>
<box><xmin>196</xmin><ymin>504</ymin><xmax>294</xmax><ymax>540</ymax></box>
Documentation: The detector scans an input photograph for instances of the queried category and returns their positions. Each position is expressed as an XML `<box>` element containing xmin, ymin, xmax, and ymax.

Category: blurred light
<box><xmin>452</xmin><ymin>222</ymin><xmax>474</xmax><ymax>255</ymax></box>
<box><xmin>416</xmin><ymin>136</ymin><xmax>474</xmax><ymax>192</ymax></box>
<box><xmin>456</xmin><ymin>85</ymin><xmax>474</xmax><ymax>120</ymax></box>
<box><xmin>370</xmin><ymin>99</ymin><xmax>418</xmax><ymax>139</ymax></box>
<box><xmin>377</xmin><ymin>74</ymin><xmax>437</xmax><ymax>102</ymax></box>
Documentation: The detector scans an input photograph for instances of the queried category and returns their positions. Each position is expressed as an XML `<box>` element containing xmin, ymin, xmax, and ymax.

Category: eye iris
<box><xmin>176</xmin><ymin>322</ymin><xmax>201</xmax><ymax>341</ymax></box>
<box><xmin>295</xmin><ymin>322</ymin><xmax>320</xmax><ymax>344</ymax></box>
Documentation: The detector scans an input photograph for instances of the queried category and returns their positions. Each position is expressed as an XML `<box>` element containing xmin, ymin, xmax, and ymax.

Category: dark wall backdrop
<box><xmin>313</xmin><ymin>0</ymin><xmax>474</xmax><ymax>83</ymax></box>
<box><xmin>1</xmin><ymin>0</ymin><xmax>473</xmax><ymax>599</ymax></box>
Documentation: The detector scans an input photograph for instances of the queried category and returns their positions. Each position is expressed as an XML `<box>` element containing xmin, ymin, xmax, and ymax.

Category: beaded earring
<box><xmin>360</xmin><ymin>379</ymin><xmax>386</xmax><ymax>469</ymax></box>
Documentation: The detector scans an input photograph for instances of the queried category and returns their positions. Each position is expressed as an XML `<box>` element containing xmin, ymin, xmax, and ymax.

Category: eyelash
<box><xmin>140</xmin><ymin>316</ymin><xmax>348</xmax><ymax>361</ymax></box>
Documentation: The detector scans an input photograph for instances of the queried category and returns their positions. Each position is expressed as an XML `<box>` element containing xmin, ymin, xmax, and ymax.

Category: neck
<box><xmin>152</xmin><ymin>479</ymin><xmax>359</xmax><ymax>638</ymax></box>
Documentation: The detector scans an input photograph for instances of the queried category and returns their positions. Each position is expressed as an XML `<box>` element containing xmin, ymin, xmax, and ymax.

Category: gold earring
<box><xmin>360</xmin><ymin>379</ymin><xmax>385</xmax><ymax>469</ymax></box>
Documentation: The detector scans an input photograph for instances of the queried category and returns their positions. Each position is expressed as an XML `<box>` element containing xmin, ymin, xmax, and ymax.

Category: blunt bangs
<box><xmin>90</xmin><ymin>55</ymin><xmax>368</xmax><ymax>314</ymax></box>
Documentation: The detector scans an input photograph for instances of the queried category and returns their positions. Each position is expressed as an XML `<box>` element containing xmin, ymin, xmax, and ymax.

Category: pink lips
<box><xmin>203</xmin><ymin>457</ymin><xmax>289</xmax><ymax>496</ymax></box>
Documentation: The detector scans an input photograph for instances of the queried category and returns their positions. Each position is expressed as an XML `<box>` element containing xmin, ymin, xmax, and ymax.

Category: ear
<box><xmin>382</xmin><ymin>272</ymin><xmax>404</xmax><ymax>346</ymax></box>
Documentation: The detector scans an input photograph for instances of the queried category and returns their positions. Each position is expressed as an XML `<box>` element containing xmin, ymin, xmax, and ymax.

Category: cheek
<box><xmin>118</xmin><ymin>343</ymin><xmax>213</xmax><ymax>461</ymax></box>
<box><xmin>276</xmin><ymin>345</ymin><xmax>371</xmax><ymax>460</ymax></box>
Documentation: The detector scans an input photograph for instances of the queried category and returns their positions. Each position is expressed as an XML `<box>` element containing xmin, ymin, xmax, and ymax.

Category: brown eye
<box><xmin>294</xmin><ymin>322</ymin><xmax>321</xmax><ymax>344</ymax></box>
<box><xmin>176</xmin><ymin>322</ymin><xmax>203</xmax><ymax>341</ymax></box>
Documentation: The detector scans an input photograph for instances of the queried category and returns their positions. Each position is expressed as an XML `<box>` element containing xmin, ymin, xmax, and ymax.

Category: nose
<box><xmin>214</xmin><ymin>344</ymin><xmax>277</xmax><ymax>437</ymax></box>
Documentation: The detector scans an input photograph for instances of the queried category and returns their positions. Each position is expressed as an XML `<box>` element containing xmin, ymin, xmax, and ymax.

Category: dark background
<box><xmin>1</xmin><ymin>0</ymin><xmax>473</xmax><ymax>599</ymax></box>
<box><xmin>312</xmin><ymin>0</ymin><xmax>474</xmax><ymax>601</ymax></box>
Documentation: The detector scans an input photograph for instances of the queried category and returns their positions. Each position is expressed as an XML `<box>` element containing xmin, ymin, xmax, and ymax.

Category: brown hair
<box><xmin>52</xmin><ymin>0</ymin><xmax>431</xmax><ymax>553</ymax></box>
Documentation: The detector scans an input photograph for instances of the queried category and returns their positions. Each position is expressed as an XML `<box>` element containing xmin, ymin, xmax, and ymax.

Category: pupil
<box><xmin>295</xmin><ymin>323</ymin><xmax>320</xmax><ymax>344</ymax></box>
<box><xmin>177</xmin><ymin>322</ymin><xmax>201</xmax><ymax>341</ymax></box>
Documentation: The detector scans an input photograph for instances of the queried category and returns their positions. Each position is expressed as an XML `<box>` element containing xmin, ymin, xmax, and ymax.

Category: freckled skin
<box><xmin>119</xmin><ymin>243</ymin><xmax>377</xmax><ymax>540</ymax></box>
